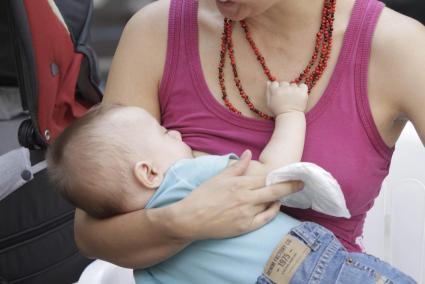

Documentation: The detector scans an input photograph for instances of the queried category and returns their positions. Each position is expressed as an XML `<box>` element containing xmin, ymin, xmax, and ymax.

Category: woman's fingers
<box><xmin>250</xmin><ymin>180</ymin><xmax>303</xmax><ymax>204</ymax></box>
<box><xmin>229</xmin><ymin>175</ymin><xmax>266</xmax><ymax>190</ymax></box>
<box><xmin>220</xmin><ymin>149</ymin><xmax>252</xmax><ymax>177</ymax></box>
<box><xmin>251</xmin><ymin>201</ymin><xmax>281</xmax><ymax>229</ymax></box>
<box><xmin>176</xmin><ymin>157</ymin><xmax>303</xmax><ymax>239</ymax></box>
<box><xmin>251</xmin><ymin>202</ymin><xmax>270</xmax><ymax>216</ymax></box>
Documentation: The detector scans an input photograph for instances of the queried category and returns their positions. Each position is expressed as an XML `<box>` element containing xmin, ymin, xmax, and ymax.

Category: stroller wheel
<box><xmin>18</xmin><ymin>119</ymin><xmax>46</xmax><ymax>150</ymax></box>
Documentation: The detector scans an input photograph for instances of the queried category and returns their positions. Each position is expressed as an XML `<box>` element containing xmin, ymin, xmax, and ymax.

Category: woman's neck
<box><xmin>246</xmin><ymin>0</ymin><xmax>326</xmax><ymax>40</ymax></box>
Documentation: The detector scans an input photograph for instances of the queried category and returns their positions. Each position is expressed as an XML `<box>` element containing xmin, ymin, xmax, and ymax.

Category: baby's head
<box><xmin>47</xmin><ymin>104</ymin><xmax>192</xmax><ymax>218</ymax></box>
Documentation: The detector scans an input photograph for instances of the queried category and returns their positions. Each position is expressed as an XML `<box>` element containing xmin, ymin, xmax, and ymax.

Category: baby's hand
<box><xmin>266</xmin><ymin>81</ymin><xmax>308</xmax><ymax>116</ymax></box>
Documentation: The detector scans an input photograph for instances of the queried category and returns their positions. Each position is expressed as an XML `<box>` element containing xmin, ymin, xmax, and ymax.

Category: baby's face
<box><xmin>121</xmin><ymin>107</ymin><xmax>193</xmax><ymax>169</ymax></box>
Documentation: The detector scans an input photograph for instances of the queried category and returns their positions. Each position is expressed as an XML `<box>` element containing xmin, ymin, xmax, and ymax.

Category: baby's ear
<box><xmin>133</xmin><ymin>161</ymin><xmax>163</xmax><ymax>189</ymax></box>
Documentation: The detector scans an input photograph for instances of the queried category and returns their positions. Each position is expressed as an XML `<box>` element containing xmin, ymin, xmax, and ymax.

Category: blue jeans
<box><xmin>256</xmin><ymin>222</ymin><xmax>416</xmax><ymax>284</ymax></box>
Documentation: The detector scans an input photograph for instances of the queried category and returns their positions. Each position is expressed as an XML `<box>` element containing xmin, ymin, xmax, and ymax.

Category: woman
<box><xmin>75</xmin><ymin>0</ymin><xmax>425</xmax><ymax>271</ymax></box>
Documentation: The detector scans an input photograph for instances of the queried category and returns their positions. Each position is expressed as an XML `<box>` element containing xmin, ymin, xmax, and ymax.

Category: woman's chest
<box><xmin>197</xmin><ymin>19</ymin><xmax>346</xmax><ymax>120</ymax></box>
<box><xmin>164</xmin><ymin>99</ymin><xmax>390</xmax><ymax>215</ymax></box>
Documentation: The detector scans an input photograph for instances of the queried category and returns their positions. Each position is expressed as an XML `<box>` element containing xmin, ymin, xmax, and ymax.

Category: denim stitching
<box><xmin>291</xmin><ymin>222</ymin><xmax>329</xmax><ymax>251</ymax></box>
<box><xmin>309</xmin><ymin>238</ymin><xmax>341</xmax><ymax>284</ymax></box>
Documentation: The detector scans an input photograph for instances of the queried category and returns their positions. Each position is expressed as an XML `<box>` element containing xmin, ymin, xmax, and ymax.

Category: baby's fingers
<box><xmin>270</xmin><ymin>81</ymin><xmax>280</xmax><ymax>91</ymax></box>
<box><xmin>266</xmin><ymin>81</ymin><xmax>271</xmax><ymax>105</ymax></box>
<box><xmin>299</xmin><ymin>83</ymin><xmax>308</xmax><ymax>93</ymax></box>
<box><xmin>219</xmin><ymin>150</ymin><xmax>252</xmax><ymax>177</ymax></box>
<box><xmin>279</xmin><ymin>81</ymin><xmax>290</xmax><ymax>88</ymax></box>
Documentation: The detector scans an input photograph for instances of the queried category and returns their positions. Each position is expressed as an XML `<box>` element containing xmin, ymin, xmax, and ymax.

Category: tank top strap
<box><xmin>159</xmin><ymin>0</ymin><xmax>198</xmax><ymax>114</ymax></box>
<box><xmin>351</xmin><ymin>0</ymin><xmax>391</xmax><ymax>161</ymax></box>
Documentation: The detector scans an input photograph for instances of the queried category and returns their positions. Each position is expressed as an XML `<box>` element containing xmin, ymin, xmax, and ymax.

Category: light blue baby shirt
<box><xmin>134</xmin><ymin>155</ymin><xmax>300</xmax><ymax>283</ymax></box>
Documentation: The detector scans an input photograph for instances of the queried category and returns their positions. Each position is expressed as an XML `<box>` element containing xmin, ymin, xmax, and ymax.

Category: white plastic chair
<box><xmin>77</xmin><ymin>260</ymin><xmax>134</xmax><ymax>284</ymax></box>
<box><xmin>363</xmin><ymin>122</ymin><xmax>425</xmax><ymax>283</ymax></box>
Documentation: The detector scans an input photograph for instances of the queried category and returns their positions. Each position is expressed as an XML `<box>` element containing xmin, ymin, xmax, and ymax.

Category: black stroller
<box><xmin>0</xmin><ymin>0</ymin><xmax>102</xmax><ymax>283</ymax></box>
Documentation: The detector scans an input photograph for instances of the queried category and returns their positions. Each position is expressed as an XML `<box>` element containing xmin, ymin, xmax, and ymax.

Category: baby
<box><xmin>47</xmin><ymin>81</ymin><xmax>311</xmax><ymax>219</ymax></box>
<box><xmin>47</xmin><ymin>82</ymin><xmax>414</xmax><ymax>284</ymax></box>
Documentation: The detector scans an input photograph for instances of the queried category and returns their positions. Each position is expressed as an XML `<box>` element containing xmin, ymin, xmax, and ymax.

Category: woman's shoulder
<box><xmin>373</xmin><ymin>7</ymin><xmax>425</xmax><ymax>53</ymax></box>
<box><xmin>374</xmin><ymin>7</ymin><xmax>424</xmax><ymax>62</ymax></box>
<box><xmin>370</xmin><ymin>8</ymin><xmax>425</xmax><ymax>99</ymax></box>
<box><xmin>126</xmin><ymin>0</ymin><xmax>170</xmax><ymax>35</ymax></box>
<box><xmin>102</xmin><ymin>0</ymin><xmax>171</xmax><ymax>116</ymax></box>
<box><xmin>371</xmin><ymin>7</ymin><xmax>425</xmax><ymax>83</ymax></box>
<box><xmin>115</xmin><ymin>0</ymin><xmax>171</xmax><ymax>69</ymax></box>
<box><xmin>369</xmin><ymin>6</ymin><xmax>425</xmax><ymax>138</ymax></box>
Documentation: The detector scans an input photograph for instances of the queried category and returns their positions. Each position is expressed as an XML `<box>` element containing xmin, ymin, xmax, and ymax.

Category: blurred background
<box><xmin>90</xmin><ymin>0</ymin><xmax>425</xmax><ymax>81</ymax></box>
<box><xmin>91</xmin><ymin>0</ymin><xmax>152</xmax><ymax>79</ymax></box>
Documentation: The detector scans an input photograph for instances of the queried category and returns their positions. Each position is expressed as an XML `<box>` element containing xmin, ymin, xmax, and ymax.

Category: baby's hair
<box><xmin>46</xmin><ymin>103</ymin><xmax>137</xmax><ymax>219</ymax></box>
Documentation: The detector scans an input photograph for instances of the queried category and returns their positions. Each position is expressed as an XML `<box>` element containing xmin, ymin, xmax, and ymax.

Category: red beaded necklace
<box><xmin>218</xmin><ymin>0</ymin><xmax>336</xmax><ymax>120</ymax></box>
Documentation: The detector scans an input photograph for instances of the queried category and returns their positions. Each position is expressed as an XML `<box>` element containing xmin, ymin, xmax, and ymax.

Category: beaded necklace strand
<box><xmin>218</xmin><ymin>0</ymin><xmax>336</xmax><ymax>120</ymax></box>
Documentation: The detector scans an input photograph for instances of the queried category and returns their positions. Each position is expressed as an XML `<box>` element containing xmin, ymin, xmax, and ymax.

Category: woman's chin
<box><xmin>215</xmin><ymin>0</ymin><xmax>243</xmax><ymax>20</ymax></box>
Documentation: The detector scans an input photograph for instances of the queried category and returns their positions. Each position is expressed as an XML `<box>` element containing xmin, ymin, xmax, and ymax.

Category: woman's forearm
<box><xmin>74</xmin><ymin>155</ymin><xmax>302</xmax><ymax>269</ymax></box>
<box><xmin>74</xmin><ymin>206</ymin><xmax>190</xmax><ymax>269</ymax></box>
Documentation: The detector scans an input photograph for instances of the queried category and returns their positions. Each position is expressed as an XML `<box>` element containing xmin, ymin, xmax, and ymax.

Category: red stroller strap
<box><xmin>24</xmin><ymin>0</ymin><xmax>90</xmax><ymax>143</ymax></box>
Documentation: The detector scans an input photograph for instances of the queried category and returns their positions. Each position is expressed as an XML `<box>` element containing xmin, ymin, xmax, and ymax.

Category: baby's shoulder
<box><xmin>168</xmin><ymin>154</ymin><xmax>237</xmax><ymax>186</ymax></box>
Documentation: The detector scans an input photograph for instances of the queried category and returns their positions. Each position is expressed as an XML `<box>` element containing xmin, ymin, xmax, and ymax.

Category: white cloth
<box><xmin>266</xmin><ymin>162</ymin><xmax>351</xmax><ymax>218</ymax></box>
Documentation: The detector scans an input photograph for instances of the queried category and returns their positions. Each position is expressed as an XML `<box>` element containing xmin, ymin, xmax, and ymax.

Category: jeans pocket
<box><xmin>346</xmin><ymin>253</ymin><xmax>417</xmax><ymax>284</ymax></box>
<box><xmin>335</xmin><ymin>257</ymin><xmax>393</xmax><ymax>284</ymax></box>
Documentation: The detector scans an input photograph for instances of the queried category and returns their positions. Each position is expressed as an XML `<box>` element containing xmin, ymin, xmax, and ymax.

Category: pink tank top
<box><xmin>159</xmin><ymin>0</ymin><xmax>391</xmax><ymax>252</ymax></box>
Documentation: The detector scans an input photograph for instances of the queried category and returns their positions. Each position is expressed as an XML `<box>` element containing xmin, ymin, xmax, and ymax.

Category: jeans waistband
<box><xmin>257</xmin><ymin>222</ymin><xmax>343</xmax><ymax>284</ymax></box>
<box><xmin>290</xmin><ymin>222</ymin><xmax>339</xmax><ymax>252</ymax></box>
<box><xmin>291</xmin><ymin>222</ymin><xmax>344</xmax><ymax>283</ymax></box>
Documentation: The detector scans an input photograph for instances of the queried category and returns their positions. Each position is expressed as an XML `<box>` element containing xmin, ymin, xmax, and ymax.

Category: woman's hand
<box><xmin>166</xmin><ymin>150</ymin><xmax>302</xmax><ymax>241</ymax></box>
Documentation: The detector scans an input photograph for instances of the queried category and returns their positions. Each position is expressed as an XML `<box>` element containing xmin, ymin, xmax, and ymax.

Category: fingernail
<box><xmin>241</xmin><ymin>149</ymin><xmax>250</xmax><ymax>159</ymax></box>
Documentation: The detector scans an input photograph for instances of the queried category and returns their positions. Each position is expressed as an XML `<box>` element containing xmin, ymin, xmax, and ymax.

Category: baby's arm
<box><xmin>246</xmin><ymin>81</ymin><xmax>308</xmax><ymax>175</ymax></box>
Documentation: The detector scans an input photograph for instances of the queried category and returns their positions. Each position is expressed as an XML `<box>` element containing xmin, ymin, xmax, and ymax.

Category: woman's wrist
<box><xmin>146</xmin><ymin>204</ymin><xmax>193</xmax><ymax>244</ymax></box>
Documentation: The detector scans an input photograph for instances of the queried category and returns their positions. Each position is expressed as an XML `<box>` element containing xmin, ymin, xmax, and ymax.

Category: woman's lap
<box><xmin>257</xmin><ymin>222</ymin><xmax>416</xmax><ymax>284</ymax></box>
